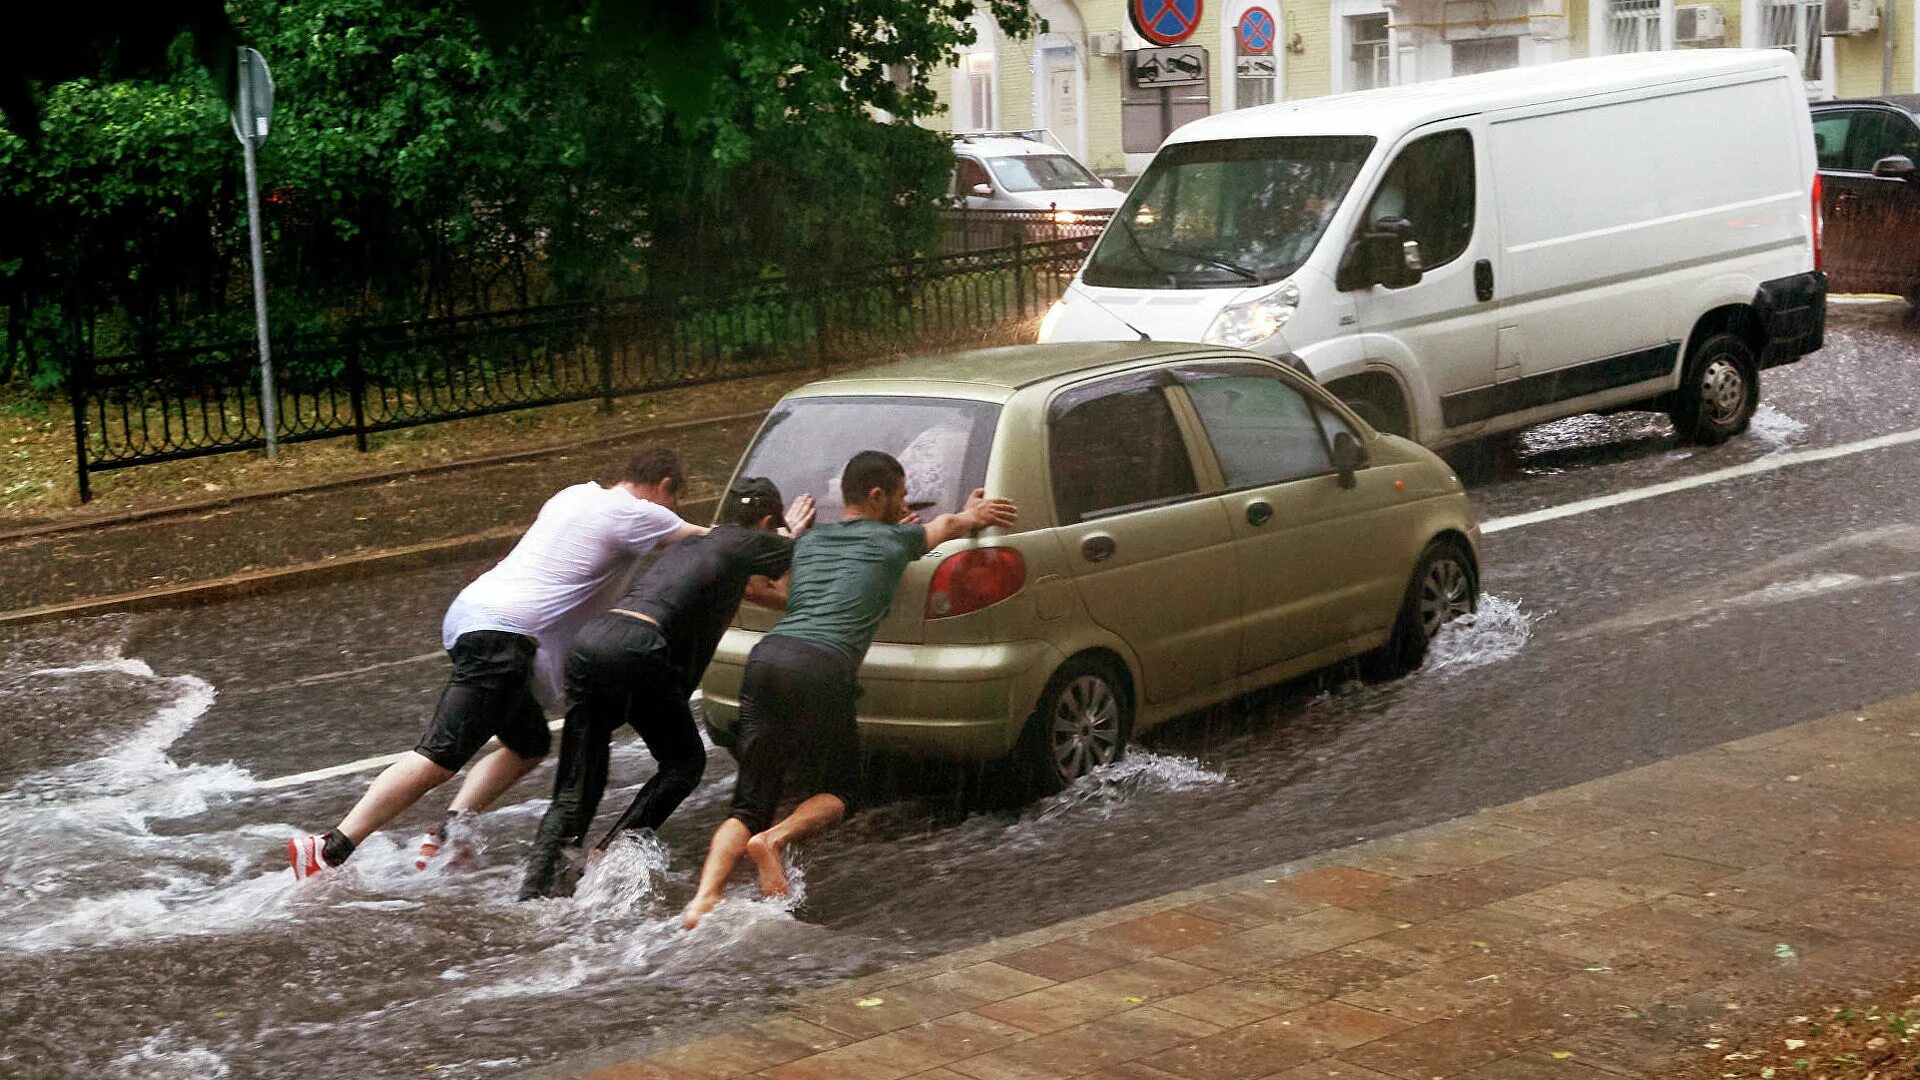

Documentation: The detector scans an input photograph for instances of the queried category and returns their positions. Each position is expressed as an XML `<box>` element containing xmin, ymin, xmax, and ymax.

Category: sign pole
<box><xmin>236</xmin><ymin>48</ymin><xmax>277</xmax><ymax>459</ymax></box>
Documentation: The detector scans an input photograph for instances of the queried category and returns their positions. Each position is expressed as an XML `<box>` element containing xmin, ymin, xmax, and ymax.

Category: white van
<box><xmin>1039</xmin><ymin>50</ymin><xmax>1827</xmax><ymax>448</ymax></box>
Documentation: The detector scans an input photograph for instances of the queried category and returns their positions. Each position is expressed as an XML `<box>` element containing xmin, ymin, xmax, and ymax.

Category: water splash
<box><xmin>1423</xmin><ymin>594</ymin><xmax>1539</xmax><ymax>674</ymax></box>
<box><xmin>108</xmin><ymin>1032</ymin><xmax>230</xmax><ymax>1079</ymax></box>
<box><xmin>1747</xmin><ymin>404</ymin><xmax>1808</xmax><ymax>452</ymax></box>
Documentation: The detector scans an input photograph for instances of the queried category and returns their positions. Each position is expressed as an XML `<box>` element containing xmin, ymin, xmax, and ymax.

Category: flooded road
<box><xmin>6</xmin><ymin>304</ymin><xmax>1920</xmax><ymax>1079</ymax></box>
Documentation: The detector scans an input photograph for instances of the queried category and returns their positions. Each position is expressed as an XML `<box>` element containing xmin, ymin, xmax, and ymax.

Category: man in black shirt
<box><xmin>518</xmin><ymin>477</ymin><xmax>814</xmax><ymax>900</ymax></box>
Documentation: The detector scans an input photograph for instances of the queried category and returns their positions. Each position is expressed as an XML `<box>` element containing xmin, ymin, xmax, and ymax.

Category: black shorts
<box><xmin>414</xmin><ymin>630</ymin><xmax>551</xmax><ymax>771</ymax></box>
<box><xmin>728</xmin><ymin>635</ymin><xmax>863</xmax><ymax>835</ymax></box>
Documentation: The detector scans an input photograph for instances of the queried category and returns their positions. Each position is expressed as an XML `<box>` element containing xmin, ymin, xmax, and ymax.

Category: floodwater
<box><xmin>5</xmin><ymin>304</ymin><xmax>1920</xmax><ymax>1078</ymax></box>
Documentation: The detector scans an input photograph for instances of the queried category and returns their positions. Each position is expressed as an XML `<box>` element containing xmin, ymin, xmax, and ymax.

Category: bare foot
<box><xmin>745</xmin><ymin>833</ymin><xmax>790</xmax><ymax>897</ymax></box>
<box><xmin>682</xmin><ymin>891</ymin><xmax>722</xmax><ymax>931</ymax></box>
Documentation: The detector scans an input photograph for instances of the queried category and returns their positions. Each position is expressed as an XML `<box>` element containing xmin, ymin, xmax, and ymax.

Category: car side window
<box><xmin>1315</xmin><ymin>403</ymin><xmax>1360</xmax><ymax>443</ymax></box>
<box><xmin>1812</xmin><ymin>111</ymin><xmax>1854</xmax><ymax>171</ymax></box>
<box><xmin>1362</xmin><ymin>129</ymin><xmax>1475</xmax><ymax>269</ymax></box>
<box><xmin>1847</xmin><ymin>111</ymin><xmax>1920</xmax><ymax>171</ymax></box>
<box><xmin>956</xmin><ymin>157</ymin><xmax>993</xmax><ymax>194</ymax></box>
<box><xmin>1049</xmin><ymin>376</ymin><xmax>1199</xmax><ymax>522</ymax></box>
<box><xmin>1178</xmin><ymin>367</ymin><xmax>1334</xmax><ymax>487</ymax></box>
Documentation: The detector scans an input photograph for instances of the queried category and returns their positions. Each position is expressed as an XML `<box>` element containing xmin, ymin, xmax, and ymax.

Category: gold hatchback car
<box><xmin>701</xmin><ymin>342</ymin><xmax>1481</xmax><ymax>792</ymax></box>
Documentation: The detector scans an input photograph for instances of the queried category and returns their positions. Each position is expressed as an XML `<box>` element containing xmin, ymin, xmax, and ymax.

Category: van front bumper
<box><xmin>700</xmin><ymin>636</ymin><xmax>1065</xmax><ymax>762</ymax></box>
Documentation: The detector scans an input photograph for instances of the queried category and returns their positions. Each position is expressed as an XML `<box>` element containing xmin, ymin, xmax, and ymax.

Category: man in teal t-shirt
<box><xmin>684</xmin><ymin>450</ymin><xmax>1017</xmax><ymax>929</ymax></box>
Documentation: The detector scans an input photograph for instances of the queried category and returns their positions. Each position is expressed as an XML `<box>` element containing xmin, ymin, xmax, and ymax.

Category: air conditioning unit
<box><xmin>1823</xmin><ymin>0</ymin><xmax>1879</xmax><ymax>36</ymax></box>
<box><xmin>1674</xmin><ymin>4</ymin><xmax>1726</xmax><ymax>42</ymax></box>
<box><xmin>1089</xmin><ymin>30</ymin><xmax>1124</xmax><ymax>56</ymax></box>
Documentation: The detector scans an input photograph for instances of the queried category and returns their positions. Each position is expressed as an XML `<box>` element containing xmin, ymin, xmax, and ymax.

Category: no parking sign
<box><xmin>1237</xmin><ymin>7</ymin><xmax>1276</xmax><ymax>53</ymax></box>
<box><xmin>1131</xmin><ymin>0</ymin><xmax>1204</xmax><ymax>46</ymax></box>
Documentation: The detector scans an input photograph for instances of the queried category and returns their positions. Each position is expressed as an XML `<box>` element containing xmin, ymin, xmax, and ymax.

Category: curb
<box><xmin>0</xmin><ymin>495</ymin><xmax>721</xmax><ymax>629</ymax></box>
<box><xmin>0</xmin><ymin>407</ymin><xmax>769</xmax><ymax>545</ymax></box>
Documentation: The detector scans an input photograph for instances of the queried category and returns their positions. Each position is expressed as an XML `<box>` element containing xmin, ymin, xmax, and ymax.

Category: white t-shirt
<box><xmin>443</xmin><ymin>483</ymin><xmax>683</xmax><ymax>705</ymax></box>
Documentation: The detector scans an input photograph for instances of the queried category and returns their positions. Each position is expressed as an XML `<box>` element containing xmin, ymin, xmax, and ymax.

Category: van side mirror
<box><xmin>1336</xmin><ymin>216</ymin><xmax>1424</xmax><ymax>291</ymax></box>
<box><xmin>970</xmin><ymin>182</ymin><xmax>994</xmax><ymax>197</ymax></box>
<box><xmin>1872</xmin><ymin>155</ymin><xmax>1917</xmax><ymax>181</ymax></box>
<box><xmin>1332</xmin><ymin>431</ymin><xmax>1367</xmax><ymax>488</ymax></box>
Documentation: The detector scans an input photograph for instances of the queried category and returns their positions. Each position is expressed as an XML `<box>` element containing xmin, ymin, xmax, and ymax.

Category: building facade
<box><xmin>926</xmin><ymin>0</ymin><xmax>1917</xmax><ymax>175</ymax></box>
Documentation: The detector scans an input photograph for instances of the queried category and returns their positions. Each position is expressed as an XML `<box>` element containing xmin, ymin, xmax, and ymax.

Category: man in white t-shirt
<box><xmin>289</xmin><ymin>448</ymin><xmax>704</xmax><ymax>879</ymax></box>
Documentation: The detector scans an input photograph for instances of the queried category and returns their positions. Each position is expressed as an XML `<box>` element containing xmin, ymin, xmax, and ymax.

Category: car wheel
<box><xmin>1362</xmin><ymin>539</ymin><xmax>1477</xmax><ymax>681</ymax></box>
<box><xmin>1670</xmin><ymin>332</ymin><xmax>1758</xmax><ymax>446</ymax></box>
<box><xmin>1016</xmin><ymin>657</ymin><xmax>1131</xmax><ymax>796</ymax></box>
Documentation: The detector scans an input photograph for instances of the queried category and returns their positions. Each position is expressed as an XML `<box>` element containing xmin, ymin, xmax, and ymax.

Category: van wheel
<box><xmin>1670</xmin><ymin>333</ymin><xmax>1758</xmax><ymax>446</ymax></box>
<box><xmin>1361</xmin><ymin>539</ymin><xmax>1477</xmax><ymax>681</ymax></box>
<box><xmin>1016</xmin><ymin>657</ymin><xmax>1131</xmax><ymax>795</ymax></box>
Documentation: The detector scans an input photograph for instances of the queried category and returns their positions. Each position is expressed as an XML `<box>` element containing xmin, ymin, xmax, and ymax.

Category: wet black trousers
<box><xmin>519</xmin><ymin>614</ymin><xmax>704</xmax><ymax>900</ymax></box>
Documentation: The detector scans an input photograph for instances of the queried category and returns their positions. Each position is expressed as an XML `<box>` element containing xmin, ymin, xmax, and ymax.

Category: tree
<box><xmin>0</xmin><ymin>0</ymin><xmax>1034</xmax><ymax>387</ymax></box>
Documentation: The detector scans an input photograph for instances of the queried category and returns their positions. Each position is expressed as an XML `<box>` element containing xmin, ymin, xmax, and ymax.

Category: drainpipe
<box><xmin>1883</xmin><ymin>0</ymin><xmax>1895</xmax><ymax>94</ymax></box>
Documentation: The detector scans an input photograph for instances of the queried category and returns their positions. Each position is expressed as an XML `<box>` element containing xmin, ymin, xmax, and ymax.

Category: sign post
<box><xmin>231</xmin><ymin>47</ymin><xmax>277</xmax><ymax>459</ymax></box>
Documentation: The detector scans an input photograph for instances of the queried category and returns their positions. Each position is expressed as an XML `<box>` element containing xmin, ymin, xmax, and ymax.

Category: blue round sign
<box><xmin>1238</xmin><ymin>7</ymin><xmax>1276</xmax><ymax>53</ymax></box>
<box><xmin>1132</xmin><ymin>0</ymin><xmax>1204</xmax><ymax>45</ymax></box>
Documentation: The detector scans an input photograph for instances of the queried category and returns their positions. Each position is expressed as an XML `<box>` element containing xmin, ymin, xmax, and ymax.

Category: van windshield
<box><xmin>733</xmin><ymin>396</ymin><xmax>1001</xmax><ymax>521</ymax></box>
<box><xmin>1083</xmin><ymin>135</ymin><xmax>1375</xmax><ymax>289</ymax></box>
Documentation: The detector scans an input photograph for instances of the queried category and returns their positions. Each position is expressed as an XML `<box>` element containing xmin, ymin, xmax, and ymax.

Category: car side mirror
<box><xmin>1335</xmin><ymin>216</ymin><xmax>1424</xmax><ymax>291</ymax></box>
<box><xmin>1872</xmin><ymin>154</ymin><xmax>1918</xmax><ymax>181</ymax></box>
<box><xmin>970</xmin><ymin>182</ymin><xmax>994</xmax><ymax>197</ymax></box>
<box><xmin>1102</xmin><ymin>177</ymin><xmax>1116</xmax><ymax>188</ymax></box>
<box><xmin>1332</xmin><ymin>431</ymin><xmax>1367</xmax><ymax>488</ymax></box>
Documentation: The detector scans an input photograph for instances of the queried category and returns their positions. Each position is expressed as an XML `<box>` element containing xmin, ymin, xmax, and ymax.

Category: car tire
<box><xmin>1361</xmin><ymin>539</ymin><xmax>1477</xmax><ymax>681</ymax></box>
<box><xmin>1669</xmin><ymin>332</ymin><xmax>1759</xmax><ymax>446</ymax></box>
<box><xmin>1015</xmin><ymin>656</ymin><xmax>1132</xmax><ymax>796</ymax></box>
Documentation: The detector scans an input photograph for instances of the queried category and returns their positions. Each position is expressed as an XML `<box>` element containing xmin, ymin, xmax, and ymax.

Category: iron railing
<box><xmin>67</xmin><ymin>235</ymin><xmax>1095</xmax><ymax>500</ymax></box>
<box><xmin>938</xmin><ymin>207</ymin><xmax>1114</xmax><ymax>254</ymax></box>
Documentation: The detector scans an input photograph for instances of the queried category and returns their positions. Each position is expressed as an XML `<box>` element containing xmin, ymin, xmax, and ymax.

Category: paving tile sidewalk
<box><xmin>567</xmin><ymin>695</ymin><xmax>1920</xmax><ymax>1080</ymax></box>
<box><xmin>0</xmin><ymin>414</ymin><xmax>766</xmax><ymax>617</ymax></box>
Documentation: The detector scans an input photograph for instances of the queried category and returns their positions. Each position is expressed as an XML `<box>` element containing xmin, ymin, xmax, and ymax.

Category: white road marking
<box><xmin>1480</xmin><ymin>424</ymin><xmax>1920</xmax><ymax>535</ymax></box>
<box><xmin>248</xmin><ymin>422</ymin><xmax>1920</xmax><ymax>793</ymax></box>
<box><xmin>250</xmin><ymin>717</ymin><xmax>568</xmax><ymax>792</ymax></box>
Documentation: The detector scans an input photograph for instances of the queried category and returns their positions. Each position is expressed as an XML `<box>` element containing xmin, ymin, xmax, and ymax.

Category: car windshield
<box><xmin>988</xmin><ymin>154</ymin><xmax>1105</xmax><ymax>192</ymax></box>
<box><xmin>733</xmin><ymin>396</ymin><xmax>1001</xmax><ymax>521</ymax></box>
<box><xmin>1082</xmin><ymin>135</ymin><xmax>1375</xmax><ymax>289</ymax></box>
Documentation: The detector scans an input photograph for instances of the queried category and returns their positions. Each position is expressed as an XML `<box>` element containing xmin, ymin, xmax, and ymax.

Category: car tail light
<box><xmin>926</xmin><ymin>548</ymin><xmax>1026</xmax><ymax>619</ymax></box>
<box><xmin>1811</xmin><ymin>172</ymin><xmax>1824</xmax><ymax>271</ymax></box>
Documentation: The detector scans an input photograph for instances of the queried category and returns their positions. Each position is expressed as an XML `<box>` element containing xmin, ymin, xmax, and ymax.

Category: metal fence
<box><xmin>938</xmin><ymin>208</ymin><xmax>1114</xmax><ymax>254</ymax></box>
<box><xmin>67</xmin><ymin>235</ymin><xmax>1096</xmax><ymax>500</ymax></box>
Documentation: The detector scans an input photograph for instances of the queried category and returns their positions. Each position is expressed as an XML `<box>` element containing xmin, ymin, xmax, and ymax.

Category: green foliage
<box><xmin>0</xmin><ymin>0</ymin><xmax>1034</xmax><ymax>390</ymax></box>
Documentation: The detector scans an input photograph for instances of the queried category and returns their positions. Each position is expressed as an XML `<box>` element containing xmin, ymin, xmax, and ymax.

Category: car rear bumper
<box><xmin>700</xmin><ymin>634</ymin><xmax>1065</xmax><ymax>761</ymax></box>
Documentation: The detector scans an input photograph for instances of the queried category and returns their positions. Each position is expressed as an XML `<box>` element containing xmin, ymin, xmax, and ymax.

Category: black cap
<box><xmin>723</xmin><ymin>476</ymin><xmax>785</xmax><ymax>525</ymax></box>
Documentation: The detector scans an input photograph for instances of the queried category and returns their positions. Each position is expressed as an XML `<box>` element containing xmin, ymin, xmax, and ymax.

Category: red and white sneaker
<box><xmin>288</xmin><ymin>835</ymin><xmax>330</xmax><ymax>880</ymax></box>
<box><xmin>415</xmin><ymin>812</ymin><xmax>479</xmax><ymax>871</ymax></box>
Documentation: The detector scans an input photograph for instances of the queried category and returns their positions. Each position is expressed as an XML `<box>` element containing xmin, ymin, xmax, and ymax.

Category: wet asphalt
<box><xmin>3</xmin><ymin>302</ymin><xmax>1919</xmax><ymax>1079</ymax></box>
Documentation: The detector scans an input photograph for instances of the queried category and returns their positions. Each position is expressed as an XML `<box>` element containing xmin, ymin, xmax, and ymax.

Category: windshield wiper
<box><xmin>1149</xmin><ymin>243</ymin><xmax>1260</xmax><ymax>282</ymax></box>
<box><xmin>1112</xmin><ymin>216</ymin><xmax>1179</xmax><ymax>288</ymax></box>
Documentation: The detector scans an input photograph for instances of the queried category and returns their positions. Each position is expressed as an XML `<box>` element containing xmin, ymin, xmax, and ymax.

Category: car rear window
<box><xmin>734</xmin><ymin>395</ymin><xmax>1001</xmax><ymax>521</ymax></box>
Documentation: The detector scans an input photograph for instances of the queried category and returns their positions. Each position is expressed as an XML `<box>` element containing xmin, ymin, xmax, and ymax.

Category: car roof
<box><xmin>1166</xmin><ymin>50</ymin><xmax>1801</xmax><ymax>147</ymax></box>
<box><xmin>1816</xmin><ymin>94</ymin><xmax>1920</xmax><ymax>114</ymax></box>
<box><xmin>953</xmin><ymin>137</ymin><xmax>1069</xmax><ymax>158</ymax></box>
<box><xmin>786</xmin><ymin>342</ymin><xmax>1237</xmax><ymax>400</ymax></box>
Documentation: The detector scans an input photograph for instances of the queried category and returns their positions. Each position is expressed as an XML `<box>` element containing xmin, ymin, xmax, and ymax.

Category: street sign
<box><xmin>1130</xmin><ymin>46</ymin><xmax>1208</xmax><ymax>88</ymax></box>
<box><xmin>1131</xmin><ymin>0</ymin><xmax>1204</xmax><ymax>46</ymax></box>
<box><xmin>230</xmin><ymin>47</ymin><xmax>273</xmax><ymax>146</ymax></box>
<box><xmin>1237</xmin><ymin>7</ymin><xmax>1277</xmax><ymax>53</ymax></box>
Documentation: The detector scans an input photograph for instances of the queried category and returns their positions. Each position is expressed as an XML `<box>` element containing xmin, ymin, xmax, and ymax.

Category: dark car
<box><xmin>1811</xmin><ymin>96</ymin><xmax>1920</xmax><ymax>304</ymax></box>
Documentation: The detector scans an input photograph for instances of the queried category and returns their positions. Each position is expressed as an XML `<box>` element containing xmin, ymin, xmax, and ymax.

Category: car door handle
<box><xmin>1080</xmin><ymin>534</ymin><xmax>1116</xmax><ymax>563</ymax></box>
<box><xmin>1473</xmin><ymin>259</ymin><xmax>1494</xmax><ymax>303</ymax></box>
<box><xmin>1246</xmin><ymin>501</ymin><xmax>1274</xmax><ymax>527</ymax></box>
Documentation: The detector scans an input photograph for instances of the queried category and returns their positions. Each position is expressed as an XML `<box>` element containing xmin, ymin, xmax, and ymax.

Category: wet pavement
<box><xmin>4</xmin><ymin>301</ymin><xmax>1920</xmax><ymax>1078</ymax></box>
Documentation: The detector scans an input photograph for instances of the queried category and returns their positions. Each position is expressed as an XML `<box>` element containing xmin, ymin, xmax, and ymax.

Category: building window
<box><xmin>1607</xmin><ymin>0</ymin><xmax>1664</xmax><ymax>52</ymax></box>
<box><xmin>1450</xmin><ymin>36</ymin><xmax>1520</xmax><ymax>76</ymax></box>
<box><xmin>962</xmin><ymin>52</ymin><xmax>996</xmax><ymax>131</ymax></box>
<box><xmin>1760</xmin><ymin>0</ymin><xmax>1825</xmax><ymax>83</ymax></box>
<box><xmin>1349</xmin><ymin>14</ymin><xmax>1391</xmax><ymax>90</ymax></box>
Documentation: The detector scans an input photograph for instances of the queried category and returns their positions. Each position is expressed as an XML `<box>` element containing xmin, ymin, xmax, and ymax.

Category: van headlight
<box><xmin>1037</xmin><ymin>299</ymin><xmax>1066</xmax><ymax>342</ymax></box>
<box><xmin>1203</xmin><ymin>280</ymin><xmax>1300</xmax><ymax>349</ymax></box>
